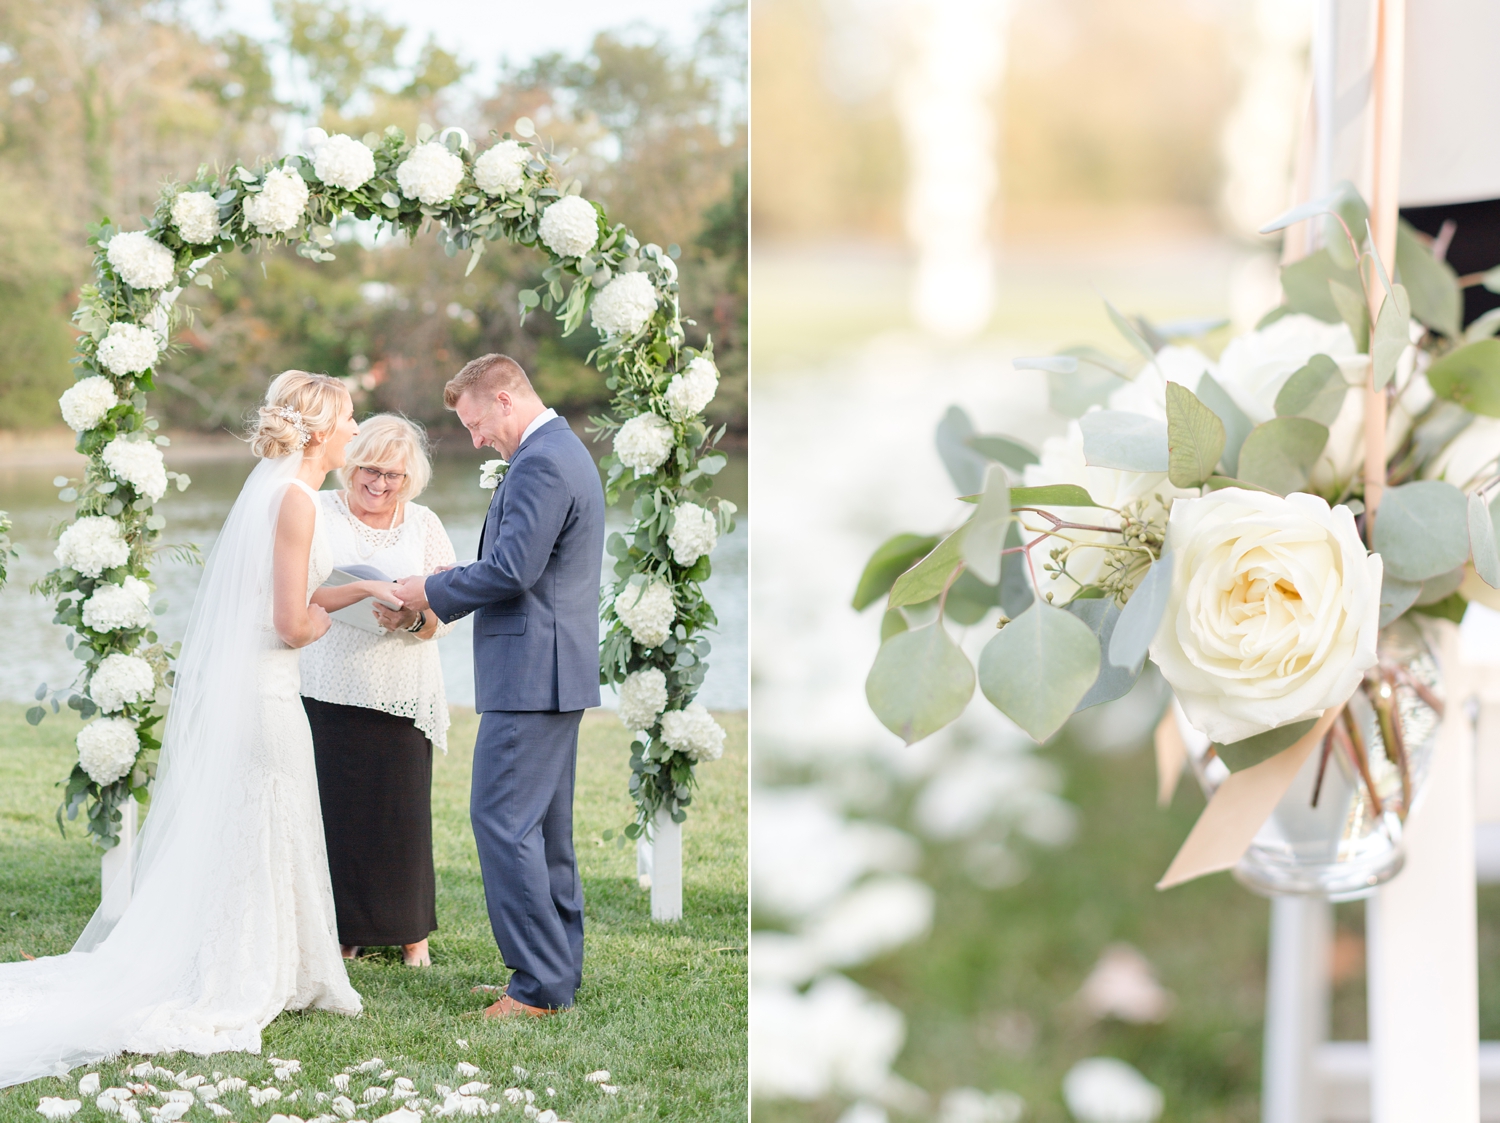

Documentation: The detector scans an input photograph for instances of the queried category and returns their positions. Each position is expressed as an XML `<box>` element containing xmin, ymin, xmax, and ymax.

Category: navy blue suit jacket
<box><xmin>426</xmin><ymin>417</ymin><xmax>604</xmax><ymax>712</ymax></box>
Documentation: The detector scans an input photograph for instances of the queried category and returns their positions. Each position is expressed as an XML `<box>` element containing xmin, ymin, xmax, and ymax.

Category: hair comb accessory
<box><xmin>271</xmin><ymin>405</ymin><xmax>310</xmax><ymax>448</ymax></box>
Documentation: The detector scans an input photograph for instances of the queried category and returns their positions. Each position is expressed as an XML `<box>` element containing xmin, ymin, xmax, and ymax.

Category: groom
<box><xmin>395</xmin><ymin>353</ymin><xmax>604</xmax><ymax>1017</ymax></box>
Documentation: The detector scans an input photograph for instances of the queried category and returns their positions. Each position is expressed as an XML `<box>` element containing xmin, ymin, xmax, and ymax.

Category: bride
<box><xmin>0</xmin><ymin>370</ymin><xmax>401</xmax><ymax>1084</ymax></box>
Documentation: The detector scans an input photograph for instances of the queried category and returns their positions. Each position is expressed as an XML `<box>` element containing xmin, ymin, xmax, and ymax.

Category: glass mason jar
<box><xmin>1185</xmin><ymin>616</ymin><xmax>1446</xmax><ymax>902</ymax></box>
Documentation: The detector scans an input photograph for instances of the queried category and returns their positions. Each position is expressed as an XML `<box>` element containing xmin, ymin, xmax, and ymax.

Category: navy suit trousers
<box><xmin>470</xmin><ymin>709</ymin><xmax>584</xmax><ymax>1009</ymax></box>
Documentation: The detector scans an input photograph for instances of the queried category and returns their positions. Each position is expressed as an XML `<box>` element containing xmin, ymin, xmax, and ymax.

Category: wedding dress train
<box><xmin>0</xmin><ymin>457</ymin><xmax>360</xmax><ymax>1086</ymax></box>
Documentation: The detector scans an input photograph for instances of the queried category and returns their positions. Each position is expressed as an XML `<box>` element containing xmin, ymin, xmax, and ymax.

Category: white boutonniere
<box><xmin>479</xmin><ymin>459</ymin><xmax>508</xmax><ymax>489</ymax></box>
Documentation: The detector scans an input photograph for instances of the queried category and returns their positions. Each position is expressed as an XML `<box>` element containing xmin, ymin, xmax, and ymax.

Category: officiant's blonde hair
<box><xmin>249</xmin><ymin>370</ymin><xmax>349</xmax><ymax>459</ymax></box>
<box><xmin>337</xmin><ymin>414</ymin><xmax>432</xmax><ymax>501</ymax></box>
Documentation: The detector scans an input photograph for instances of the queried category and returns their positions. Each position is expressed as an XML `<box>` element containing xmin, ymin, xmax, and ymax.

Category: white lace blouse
<box><xmin>299</xmin><ymin>491</ymin><xmax>458</xmax><ymax>752</ymax></box>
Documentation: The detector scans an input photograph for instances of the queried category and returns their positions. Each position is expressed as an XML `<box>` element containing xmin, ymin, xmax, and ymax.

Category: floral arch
<box><xmin>34</xmin><ymin>120</ymin><xmax>734</xmax><ymax>849</ymax></box>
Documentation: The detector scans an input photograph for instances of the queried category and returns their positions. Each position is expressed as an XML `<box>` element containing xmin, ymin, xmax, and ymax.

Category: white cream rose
<box><xmin>1149</xmin><ymin>488</ymin><xmax>1382</xmax><ymax>744</ymax></box>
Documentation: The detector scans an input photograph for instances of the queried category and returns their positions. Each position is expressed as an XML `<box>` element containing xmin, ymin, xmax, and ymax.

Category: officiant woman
<box><xmin>300</xmin><ymin>413</ymin><xmax>458</xmax><ymax>967</ymax></box>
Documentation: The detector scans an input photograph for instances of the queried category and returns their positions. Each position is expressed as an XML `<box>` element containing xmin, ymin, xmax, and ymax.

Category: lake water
<box><xmin>0</xmin><ymin>443</ymin><xmax>747</xmax><ymax>713</ymax></box>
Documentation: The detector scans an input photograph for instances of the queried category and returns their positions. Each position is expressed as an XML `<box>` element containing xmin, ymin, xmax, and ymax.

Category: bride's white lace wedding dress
<box><xmin>0</xmin><ymin>458</ymin><xmax>360</xmax><ymax>1086</ymax></box>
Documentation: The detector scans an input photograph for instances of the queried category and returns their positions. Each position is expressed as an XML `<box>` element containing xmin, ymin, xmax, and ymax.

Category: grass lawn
<box><xmin>0</xmin><ymin>704</ymin><xmax>746</xmax><ymax>1123</ymax></box>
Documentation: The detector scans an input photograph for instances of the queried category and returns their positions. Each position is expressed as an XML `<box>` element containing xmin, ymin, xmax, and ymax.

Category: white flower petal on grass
<box><xmin>590</xmin><ymin>271</ymin><xmax>657</xmax><ymax>338</ymax></box>
<box><xmin>583</xmin><ymin>1072</ymin><xmax>610</xmax><ymax>1085</ymax></box>
<box><xmin>659</xmin><ymin>702</ymin><xmax>725</xmax><ymax>762</ymax></box>
<box><xmin>195</xmin><ymin>1086</ymin><xmax>218</xmax><ymax>1103</ymax></box>
<box><xmin>313</xmin><ymin>134</ymin><xmax>377</xmax><ymax>190</ymax></box>
<box><xmin>474</xmin><ymin>141</ymin><xmax>527</xmax><ymax>195</ymax></box>
<box><xmin>171</xmin><ymin>191</ymin><xmax>221</xmax><ymax>244</ymax></box>
<box><xmin>117</xmin><ymin>1104</ymin><xmax>142</xmax><ymax>1123</ymax></box>
<box><xmin>361</xmin><ymin>1088</ymin><xmax>388</xmax><ymax>1105</ymax></box>
<box><xmin>37</xmin><ymin>1099</ymin><xmax>82</xmax><ymax>1121</ymax></box>
<box><xmin>82</xmin><ymin>576</ymin><xmax>154</xmax><ymax>633</ymax></box>
<box><xmin>355</xmin><ymin>1060</ymin><xmax>385</xmax><ymax>1074</ymax></box>
<box><xmin>244</xmin><ymin>167</ymin><xmax>310</xmax><ymax>234</ymax></box>
<box><xmin>206</xmin><ymin>1107</ymin><xmax>232</xmax><ymax>1119</ymax></box>
<box><xmin>454</xmin><ymin>1063</ymin><xmax>481</xmax><ymax>1078</ymax></box>
<box><xmin>936</xmin><ymin>1087</ymin><xmax>1025</xmax><ymax>1123</ymax></box>
<box><xmin>1061</xmin><ymin>1058</ymin><xmax>1163</xmax><ymax>1123</ymax></box>
<box><xmin>56</xmin><ymin>515</ymin><xmax>129</xmax><ymax>577</ymax></box>
<box><xmin>534</xmin><ymin>1112</ymin><xmax>558</xmax><ymax>1123</ymax></box>
<box><xmin>375</xmin><ymin>1110</ymin><xmax>424</xmax><ymax>1123</ymax></box>
<box><xmin>397</xmin><ymin>142</ymin><xmax>465</xmax><ymax>206</ymax></box>
<box><xmin>613</xmin><ymin>580</ymin><xmax>675</xmax><ymax>648</ymax></box>
<box><xmin>157</xmin><ymin>1103</ymin><xmax>189</xmax><ymax>1122</ymax></box>
<box><xmin>77</xmin><ymin>1076</ymin><xmax>100</xmax><ymax>1098</ymax></box>
<box><xmin>501</xmin><ymin>1090</ymin><xmax>524</xmax><ymax>1106</ymax></box>
<box><xmin>618</xmin><ymin>668</ymin><xmax>668</xmax><ymax>732</ymax></box>
<box><xmin>60</xmin><ymin>375</ymin><xmax>120</xmax><ymax>432</ymax></box>
<box><xmin>456</xmin><ymin>1083</ymin><xmax>489</xmax><ymax>1095</ymax></box>
<box><xmin>215</xmin><ymin>1079</ymin><xmax>246</xmax><ymax>1095</ymax></box>
<box><xmin>667</xmin><ymin>502</ymin><xmax>718</xmax><ymax>566</ymax></box>
<box><xmin>250</xmin><ymin>1087</ymin><xmax>283</xmax><ymax>1106</ymax></box>
<box><xmin>96</xmin><ymin>322</ymin><xmax>161</xmax><ymax>376</ymax></box>
<box><xmin>330</xmin><ymin>1076</ymin><xmax>351</xmax><ymax>1093</ymax></box>
<box><xmin>665</xmin><ymin>356</ymin><xmax>719</xmax><ymax>419</ymax></box>
<box><xmin>90</xmin><ymin>653</ymin><xmax>156</xmax><ymax>712</ymax></box>
<box><xmin>598</xmin><ymin>1085</ymin><xmax>619</xmax><ymax>1095</ymax></box>
<box><xmin>612</xmin><ymin>412</ymin><xmax>674</xmax><ymax>477</ymax></box>
<box><xmin>76</xmin><ymin>717</ymin><xmax>140</xmax><ymax>784</ymax></box>
<box><xmin>173</xmin><ymin>1075</ymin><xmax>204</xmax><ymax>1091</ymax></box>
<box><xmin>108</xmin><ymin>232</ymin><xmax>176</xmax><ymax>289</ymax></box>
<box><xmin>330</xmin><ymin>1097</ymin><xmax>357</xmax><ymax>1119</ymax></box>
<box><xmin>537</xmin><ymin>196</ymin><xmax>597</xmax><ymax>258</ymax></box>
<box><xmin>103</xmin><ymin>436</ymin><xmax>168</xmax><ymax>501</ymax></box>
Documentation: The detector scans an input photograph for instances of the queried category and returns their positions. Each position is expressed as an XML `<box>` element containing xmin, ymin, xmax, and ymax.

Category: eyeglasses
<box><xmin>356</xmin><ymin>466</ymin><xmax>407</xmax><ymax>485</ymax></box>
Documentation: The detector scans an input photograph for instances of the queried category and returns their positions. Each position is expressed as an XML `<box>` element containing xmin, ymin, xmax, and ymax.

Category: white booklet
<box><xmin>322</xmin><ymin>564</ymin><xmax>404</xmax><ymax>634</ymax></box>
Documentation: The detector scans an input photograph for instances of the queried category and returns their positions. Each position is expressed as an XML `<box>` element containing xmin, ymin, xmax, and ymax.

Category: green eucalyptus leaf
<box><xmin>1194</xmin><ymin>373</ymin><xmax>1253</xmax><ymax>477</ymax></box>
<box><xmin>1372</xmin><ymin>283</ymin><xmax>1412</xmax><ymax>390</ymax></box>
<box><xmin>1280</xmin><ymin>249</ymin><xmax>1361</xmax><ymax>323</ymax></box>
<box><xmin>1426</xmin><ymin>339</ymin><xmax>1500</xmax><ymax>416</ymax></box>
<box><xmin>866</xmin><ymin>622</ymin><xmax>975</xmax><ymax>745</ymax></box>
<box><xmin>966</xmin><ymin>434</ymin><xmax>1038</xmax><ymax>470</ymax></box>
<box><xmin>1472</xmin><ymin>489</ymin><xmax>1500</xmax><ymax>589</ymax></box>
<box><xmin>1328</xmin><ymin>279</ymin><xmax>1370</xmax><ymax>352</ymax></box>
<box><xmin>1236</xmin><ymin>417</ymin><xmax>1329</xmax><ymax>495</ymax></box>
<box><xmin>961</xmin><ymin>465</ymin><xmax>1010</xmax><ymax>585</ymax></box>
<box><xmin>1165</xmin><ymin>381</ymin><xmax>1225</xmax><ymax>488</ymax></box>
<box><xmin>1214</xmin><ymin>718</ymin><xmax>1320</xmax><ymax>770</ymax></box>
<box><xmin>853</xmin><ymin>533</ymin><xmax>941</xmax><ymax>611</ymax></box>
<box><xmin>1078</xmin><ymin>411</ymin><xmax>1168</xmax><ymax>473</ymax></box>
<box><xmin>1396</xmin><ymin>220</ymin><xmax>1462</xmax><ymax>338</ymax></box>
<box><xmin>1415</xmin><ymin>566</ymin><xmax>1465</xmax><ymax>605</ymax></box>
<box><xmin>1102</xmin><ymin>296</ymin><xmax>1155</xmax><ymax>360</ymax></box>
<box><xmin>978</xmin><ymin>603</ymin><xmax>1100</xmax><ymax>742</ymax></box>
<box><xmin>1372</xmin><ymin>480</ymin><xmax>1471</xmax><ymax>581</ymax></box>
<box><xmin>935</xmin><ymin>405</ymin><xmax>988</xmax><ymax>496</ymax></box>
<box><xmin>888</xmin><ymin>524</ymin><xmax>968</xmax><ymax>609</ymax></box>
<box><xmin>999</xmin><ymin>522</ymin><xmax>1035</xmax><ymax>618</ymax></box>
<box><xmin>1066</xmin><ymin>597</ymin><xmax>1138</xmax><ymax>709</ymax></box>
<box><xmin>1274</xmin><ymin>353</ymin><xmax>1346</xmax><ymax>427</ymax></box>
<box><xmin>945</xmin><ymin>569</ymin><xmax>1002</xmax><ymax>625</ymax></box>
<box><xmin>1108</xmin><ymin>553</ymin><xmax>1173</xmax><ymax>672</ymax></box>
<box><xmin>1009</xmin><ymin>484</ymin><xmax>1100</xmax><ymax>508</ymax></box>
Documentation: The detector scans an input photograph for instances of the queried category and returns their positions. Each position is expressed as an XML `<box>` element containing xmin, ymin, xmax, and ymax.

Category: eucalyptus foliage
<box><xmin>0</xmin><ymin>511</ymin><xmax>13</xmax><ymax>590</ymax></box>
<box><xmin>35</xmin><ymin>120</ymin><xmax>729</xmax><ymax>847</ymax></box>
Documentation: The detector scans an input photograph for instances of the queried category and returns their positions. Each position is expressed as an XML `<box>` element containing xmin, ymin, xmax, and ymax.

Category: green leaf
<box><xmin>962</xmin><ymin>465</ymin><xmax>1010</xmax><ymax>585</ymax></box>
<box><xmin>866</xmin><ymin>622</ymin><xmax>975</xmax><ymax>745</ymax></box>
<box><xmin>1281</xmin><ymin>249</ymin><xmax>1362</xmax><ymax>323</ymax></box>
<box><xmin>1236</xmin><ymin>417</ymin><xmax>1329</xmax><ymax>495</ymax></box>
<box><xmin>1195</xmin><ymin>373</ymin><xmax>1252</xmax><ymax>477</ymax></box>
<box><xmin>1009</xmin><ymin>484</ymin><xmax>1099</xmax><ymax>508</ymax></box>
<box><xmin>1379</xmin><ymin>572</ymin><xmax>1422</xmax><ymax>627</ymax></box>
<box><xmin>1102</xmin><ymin>296</ymin><xmax>1156</xmax><ymax>360</ymax></box>
<box><xmin>1372</xmin><ymin>480</ymin><xmax>1471</xmax><ymax>582</ymax></box>
<box><xmin>978</xmin><ymin>603</ymin><xmax>1101</xmax><ymax>742</ymax></box>
<box><xmin>880</xmin><ymin>608</ymin><xmax>909</xmax><ymax>641</ymax></box>
<box><xmin>1274</xmin><ymin>353</ymin><xmax>1346</xmax><ymax>426</ymax></box>
<box><xmin>1372</xmin><ymin>283</ymin><xmax>1412</xmax><ymax>390</ymax></box>
<box><xmin>1108</xmin><ymin>553</ymin><xmax>1174</xmax><ymax>672</ymax></box>
<box><xmin>1396</xmin><ymin>219</ymin><xmax>1462</xmax><ymax>338</ymax></box>
<box><xmin>999</xmin><ymin>522</ymin><xmax>1035</xmax><ymax>618</ymax></box>
<box><xmin>1465</xmin><ymin>308</ymin><xmax>1500</xmax><ymax>344</ymax></box>
<box><xmin>1066</xmin><ymin>598</ymin><xmax>1138</xmax><ymax>709</ymax></box>
<box><xmin>1471</xmin><ymin>490</ymin><xmax>1500</xmax><ymax>589</ymax></box>
<box><xmin>1078</xmin><ymin>411</ymin><xmax>1169</xmax><ymax>472</ymax></box>
<box><xmin>1165</xmin><ymin>382</ymin><xmax>1226</xmax><ymax>488</ymax></box>
<box><xmin>966</xmin><ymin>434</ymin><xmax>1038</xmax><ymax>470</ymax></box>
<box><xmin>888</xmin><ymin>525</ymin><xmax>968</xmax><ymax>609</ymax></box>
<box><xmin>1415</xmin><ymin>566</ymin><xmax>1465</xmax><ymax>606</ymax></box>
<box><xmin>1426</xmin><ymin>339</ymin><xmax>1500</xmax><ymax>416</ymax></box>
<box><xmin>1214</xmin><ymin>719</ymin><xmax>1320</xmax><ymax>770</ymax></box>
<box><xmin>853</xmin><ymin>533</ymin><xmax>940</xmax><ymax>610</ymax></box>
<box><xmin>935</xmin><ymin>405</ymin><xmax>987</xmax><ymax>495</ymax></box>
<box><xmin>1259</xmin><ymin>181</ymin><xmax>1367</xmax><ymax>236</ymax></box>
<box><xmin>1045</xmin><ymin>348</ymin><xmax>1128</xmax><ymax>417</ymax></box>
<box><xmin>945</xmin><ymin>569</ymin><xmax>1002</xmax><ymax>625</ymax></box>
<box><xmin>1328</xmin><ymin>279</ymin><xmax>1370</xmax><ymax>351</ymax></box>
<box><xmin>1413</xmin><ymin>591</ymin><xmax>1468</xmax><ymax>624</ymax></box>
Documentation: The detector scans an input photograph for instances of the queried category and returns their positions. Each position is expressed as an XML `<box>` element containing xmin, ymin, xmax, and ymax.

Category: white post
<box><xmin>1262</xmin><ymin>896</ymin><xmax>1332</xmax><ymax>1123</ymax></box>
<box><xmin>100</xmin><ymin>798</ymin><xmax>138</xmax><ymax>905</ymax></box>
<box><xmin>650</xmin><ymin>808</ymin><xmax>682</xmax><ymax>923</ymax></box>
<box><xmin>636</xmin><ymin>834</ymin><xmax>653</xmax><ymax>888</ymax></box>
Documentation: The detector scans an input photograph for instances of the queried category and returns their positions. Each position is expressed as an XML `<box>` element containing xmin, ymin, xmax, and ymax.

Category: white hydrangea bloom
<box><xmin>243</xmin><ymin>167</ymin><xmax>310</xmax><ymax>234</ymax></box>
<box><xmin>55</xmin><ymin>516</ymin><xmax>129</xmax><ymax>577</ymax></box>
<box><xmin>81</xmin><ymin>576</ymin><xmax>153</xmax><ymax>632</ymax></box>
<box><xmin>612</xmin><ymin>412</ymin><xmax>674</xmax><ymax>476</ymax></box>
<box><xmin>665</xmin><ymin>356</ymin><xmax>719</xmax><ymax>419</ymax></box>
<box><xmin>618</xmin><ymin>668</ymin><xmax>668</xmax><ymax>731</ymax></box>
<box><xmin>170</xmin><ymin>191</ymin><xmax>221</xmax><ymax>244</ymax></box>
<box><xmin>659</xmin><ymin>703</ymin><xmax>725</xmax><ymax>762</ymax></box>
<box><xmin>59</xmin><ymin>376</ymin><xmax>119</xmax><ymax>432</ymax></box>
<box><xmin>76</xmin><ymin>718</ymin><xmax>140</xmax><ymax>785</ymax></box>
<box><xmin>90</xmin><ymin>653</ymin><xmax>156</xmax><ymax>712</ymax></box>
<box><xmin>613</xmin><ymin>580</ymin><xmax>675</xmax><ymax>648</ymax></box>
<box><xmin>107</xmin><ymin>232</ymin><xmax>176</xmax><ymax>290</ymax></box>
<box><xmin>103</xmin><ymin>436</ymin><xmax>168</xmax><ymax>501</ymax></box>
<box><xmin>667</xmin><ymin>502</ymin><xmax>718</xmax><ymax>566</ymax></box>
<box><xmin>314</xmin><ymin>134</ymin><xmax>376</xmax><ymax>190</ymax></box>
<box><xmin>590</xmin><ymin>271</ymin><xmax>658</xmax><ymax>338</ymax></box>
<box><xmin>396</xmin><ymin>142</ymin><xmax>466</xmax><ymax>206</ymax></box>
<box><xmin>96</xmin><ymin>322</ymin><xmax>161</xmax><ymax>376</ymax></box>
<box><xmin>474</xmin><ymin>141</ymin><xmax>527</xmax><ymax>195</ymax></box>
<box><xmin>1062</xmin><ymin>1058</ymin><xmax>1163</xmax><ymax>1123</ymax></box>
<box><xmin>537</xmin><ymin>195</ymin><xmax>598</xmax><ymax>258</ymax></box>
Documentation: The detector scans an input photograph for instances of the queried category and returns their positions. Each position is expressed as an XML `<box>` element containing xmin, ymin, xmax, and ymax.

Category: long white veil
<box><xmin>0</xmin><ymin>451</ymin><xmax>310</xmax><ymax>1083</ymax></box>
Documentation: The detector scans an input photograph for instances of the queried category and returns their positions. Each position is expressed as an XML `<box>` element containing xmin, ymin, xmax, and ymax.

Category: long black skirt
<box><xmin>304</xmin><ymin>697</ymin><xmax>438</xmax><ymax>947</ymax></box>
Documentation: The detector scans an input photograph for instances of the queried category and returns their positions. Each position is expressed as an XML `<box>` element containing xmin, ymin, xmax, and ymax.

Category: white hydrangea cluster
<box><xmin>59</xmin><ymin>376</ymin><xmax>119</xmax><ymax>432</ymax></box>
<box><xmin>243</xmin><ymin>167</ymin><xmax>310</xmax><ymax>234</ymax></box>
<box><xmin>107</xmin><ymin>232</ymin><xmax>175</xmax><ymax>290</ymax></box>
<box><xmin>95</xmin><ymin>322</ymin><xmax>161</xmax><ymax>376</ymax></box>
<box><xmin>474</xmin><ymin>140</ymin><xmax>527</xmax><ymax>195</ymax></box>
<box><xmin>590</xmin><ymin>271</ymin><xmax>658</xmax><ymax>338</ymax></box>
<box><xmin>81</xmin><ymin>576</ymin><xmax>153</xmax><ymax>632</ymax></box>
<box><xmin>313</xmin><ymin>134</ymin><xmax>376</xmax><ymax>190</ymax></box>
<box><xmin>90</xmin><ymin>653</ymin><xmax>156</xmax><ymax>712</ymax></box>
<box><xmin>618</xmin><ymin>667</ymin><xmax>669</xmax><ymax>731</ymax></box>
<box><xmin>666</xmin><ymin>356</ymin><xmax>719</xmax><ymax>419</ymax></box>
<box><xmin>102</xmin><ymin>436</ymin><xmax>168</xmax><ymax>501</ymax></box>
<box><xmin>614</xmin><ymin>580</ymin><xmax>675</xmax><ymax>648</ymax></box>
<box><xmin>612</xmin><ymin>412</ymin><xmax>674</xmax><ymax>476</ymax></box>
<box><xmin>170</xmin><ymin>191</ymin><xmax>220</xmax><ymax>244</ymax></box>
<box><xmin>55</xmin><ymin>516</ymin><xmax>129</xmax><ymax>577</ymax></box>
<box><xmin>76</xmin><ymin>717</ymin><xmax>140</xmax><ymax>785</ymax></box>
<box><xmin>537</xmin><ymin>196</ymin><xmax>598</xmax><ymax>258</ymax></box>
<box><xmin>667</xmin><ymin>502</ymin><xmax>718</xmax><ymax>566</ymax></box>
<box><xmin>659</xmin><ymin>703</ymin><xmax>725</xmax><ymax>762</ymax></box>
<box><xmin>396</xmin><ymin>142</ymin><xmax>466</xmax><ymax>205</ymax></box>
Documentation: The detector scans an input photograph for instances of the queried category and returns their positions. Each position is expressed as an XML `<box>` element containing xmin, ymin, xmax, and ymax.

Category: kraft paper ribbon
<box><xmin>1154</xmin><ymin>710</ymin><xmax>1187</xmax><ymax>809</ymax></box>
<box><xmin>1156</xmin><ymin>704</ymin><xmax>1346</xmax><ymax>890</ymax></box>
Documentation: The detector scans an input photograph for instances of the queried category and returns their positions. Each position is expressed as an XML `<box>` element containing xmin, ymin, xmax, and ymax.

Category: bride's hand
<box><xmin>363</xmin><ymin>580</ymin><xmax>403</xmax><ymax>606</ymax></box>
<box><xmin>307</xmin><ymin>603</ymin><xmax>332</xmax><ymax>642</ymax></box>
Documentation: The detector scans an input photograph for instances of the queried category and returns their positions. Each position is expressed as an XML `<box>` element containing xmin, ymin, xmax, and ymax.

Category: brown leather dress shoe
<box><xmin>483</xmin><ymin>993</ymin><xmax>556</xmax><ymax>1019</ymax></box>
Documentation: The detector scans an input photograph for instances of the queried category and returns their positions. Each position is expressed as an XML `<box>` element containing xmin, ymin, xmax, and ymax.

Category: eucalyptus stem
<box><xmin>1338</xmin><ymin>705</ymin><xmax>1384</xmax><ymax>818</ymax></box>
<box><xmin>1374</xmin><ymin>671</ymin><xmax>1413</xmax><ymax>818</ymax></box>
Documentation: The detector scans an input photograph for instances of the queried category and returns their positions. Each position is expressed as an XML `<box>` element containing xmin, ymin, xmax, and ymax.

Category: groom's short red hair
<box><xmin>444</xmin><ymin>353</ymin><xmax>533</xmax><ymax>409</ymax></box>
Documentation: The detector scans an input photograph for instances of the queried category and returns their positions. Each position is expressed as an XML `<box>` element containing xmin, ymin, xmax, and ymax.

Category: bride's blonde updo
<box><xmin>249</xmin><ymin>370</ymin><xmax>348</xmax><ymax>459</ymax></box>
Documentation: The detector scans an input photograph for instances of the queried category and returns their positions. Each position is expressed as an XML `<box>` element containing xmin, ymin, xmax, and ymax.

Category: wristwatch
<box><xmin>406</xmin><ymin>610</ymin><xmax>427</xmax><ymax>635</ymax></box>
